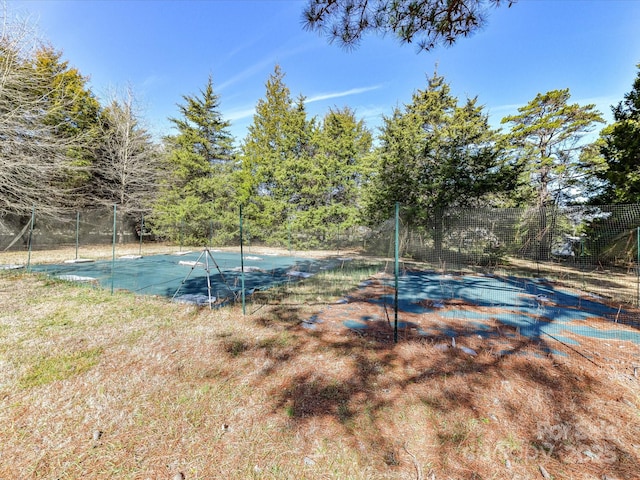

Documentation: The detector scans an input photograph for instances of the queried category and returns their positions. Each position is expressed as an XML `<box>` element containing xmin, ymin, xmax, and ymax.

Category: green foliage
<box><xmin>502</xmin><ymin>89</ymin><xmax>605</xmax><ymax>260</ymax></box>
<box><xmin>303</xmin><ymin>0</ymin><xmax>514</xmax><ymax>52</ymax></box>
<box><xmin>583</xmin><ymin>68</ymin><xmax>640</xmax><ymax>262</ymax></box>
<box><xmin>597</xmin><ymin>64</ymin><xmax>640</xmax><ymax>203</ymax></box>
<box><xmin>316</xmin><ymin>107</ymin><xmax>373</xmax><ymax>216</ymax></box>
<box><xmin>31</xmin><ymin>46</ymin><xmax>102</xmax><ymax>197</ymax></box>
<box><xmin>290</xmin><ymin>108</ymin><xmax>373</xmax><ymax>248</ymax></box>
<box><xmin>240</xmin><ymin>66</ymin><xmax>372</xmax><ymax>248</ymax></box>
<box><xmin>151</xmin><ymin>76</ymin><xmax>237</xmax><ymax>245</ymax></box>
<box><xmin>364</xmin><ymin>72</ymin><xmax>513</xmax><ymax>253</ymax></box>
<box><xmin>240</xmin><ymin>66</ymin><xmax>312</xmax><ymax>244</ymax></box>
<box><xmin>32</xmin><ymin>46</ymin><xmax>101</xmax><ymax>138</ymax></box>
<box><xmin>501</xmin><ymin>89</ymin><xmax>605</xmax><ymax>207</ymax></box>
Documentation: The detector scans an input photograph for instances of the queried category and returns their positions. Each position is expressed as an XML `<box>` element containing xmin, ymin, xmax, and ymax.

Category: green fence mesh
<box><xmin>388</xmin><ymin>204</ymin><xmax>640</xmax><ymax>306</ymax></box>
<box><xmin>0</xmin><ymin>208</ymin><xmax>140</xmax><ymax>254</ymax></box>
<box><xmin>1</xmin><ymin>203</ymin><xmax>639</xmax><ymax>357</ymax></box>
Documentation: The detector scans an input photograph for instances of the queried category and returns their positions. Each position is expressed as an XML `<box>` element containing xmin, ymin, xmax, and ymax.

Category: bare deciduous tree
<box><xmin>0</xmin><ymin>5</ymin><xmax>84</xmax><ymax>219</ymax></box>
<box><xmin>92</xmin><ymin>87</ymin><xmax>161</xmax><ymax>217</ymax></box>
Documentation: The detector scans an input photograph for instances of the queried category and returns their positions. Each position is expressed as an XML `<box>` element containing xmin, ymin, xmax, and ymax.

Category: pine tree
<box><xmin>303</xmin><ymin>0</ymin><xmax>513</xmax><ymax>52</ymax></box>
<box><xmin>239</xmin><ymin>65</ymin><xmax>317</xmax><ymax>245</ymax></box>
<box><xmin>364</xmin><ymin>72</ymin><xmax>512</xmax><ymax>254</ymax></box>
<box><xmin>598</xmin><ymin>65</ymin><xmax>640</xmax><ymax>203</ymax></box>
<box><xmin>501</xmin><ymin>89</ymin><xmax>604</xmax><ymax>207</ymax></box>
<box><xmin>501</xmin><ymin>89</ymin><xmax>604</xmax><ymax>260</ymax></box>
<box><xmin>151</xmin><ymin>76</ymin><xmax>236</xmax><ymax>245</ymax></box>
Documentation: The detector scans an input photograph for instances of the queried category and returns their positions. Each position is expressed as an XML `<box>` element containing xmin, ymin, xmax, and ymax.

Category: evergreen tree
<box><xmin>239</xmin><ymin>65</ymin><xmax>318</xmax><ymax>245</ymax></box>
<box><xmin>151</xmin><ymin>76</ymin><xmax>236</xmax><ymax>245</ymax></box>
<box><xmin>240</xmin><ymin>67</ymin><xmax>374</xmax><ymax>247</ymax></box>
<box><xmin>32</xmin><ymin>45</ymin><xmax>100</xmax><ymax>139</ymax></box>
<box><xmin>501</xmin><ymin>89</ymin><xmax>604</xmax><ymax>207</ymax></box>
<box><xmin>364</xmin><ymin>73</ymin><xmax>512</xmax><ymax>254</ymax></box>
<box><xmin>597</xmin><ymin>65</ymin><xmax>640</xmax><ymax>203</ymax></box>
<box><xmin>304</xmin><ymin>107</ymin><xmax>373</xmax><ymax>243</ymax></box>
<box><xmin>501</xmin><ymin>89</ymin><xmax>604</xmax><ymax>260</ymax></box>
<box><xmin>31</xmin><ymin>45</ymin><xmax>101</xmax><ymax>199</ymax></box>
<box><xmin>317</xmin><ymin>107</ymin><xmax>373</xmax><ymax>208</ymax></box>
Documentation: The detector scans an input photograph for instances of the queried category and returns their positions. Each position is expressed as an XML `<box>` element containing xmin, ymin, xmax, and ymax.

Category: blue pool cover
<box><xmin>341</xmin><ymin>271</ymin><xmax>640</xmax><ymax>348</ymax></box>
<box><xmin>32</xmin><ymin>250</ymin><xmax>341</xmax><ymax>302</ymax></box>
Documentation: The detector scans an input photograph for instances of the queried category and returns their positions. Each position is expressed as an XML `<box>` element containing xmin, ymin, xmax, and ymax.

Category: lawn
<box><xmin>0</xmin><ymin>271</ymin><xmax>639</xmax><ymax>479</ymax></box>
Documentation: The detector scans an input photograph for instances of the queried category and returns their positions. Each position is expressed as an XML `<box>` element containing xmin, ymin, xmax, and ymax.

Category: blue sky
<box><xmin>10</xmin><ymin>0</ymin><xmax>640</xmax><ymax>143</ymax></box>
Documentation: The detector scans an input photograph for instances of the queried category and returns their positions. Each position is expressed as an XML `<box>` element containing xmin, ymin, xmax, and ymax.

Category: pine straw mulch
<box><xmin>1</xmin><ymin>271</ymin><xmax>640</xmax><ymax>479</ymax></box>
<box><xmin>292</xmin><ymin>274</ymin><xmax>640</xmax><ymax>479</ymax></box>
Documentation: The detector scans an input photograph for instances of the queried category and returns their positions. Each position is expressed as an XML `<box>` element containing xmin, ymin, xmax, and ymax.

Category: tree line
<box><xmin>1</xmin><ymin>11</ymin><xmax>639</xmax><ymax>250</ymax></box>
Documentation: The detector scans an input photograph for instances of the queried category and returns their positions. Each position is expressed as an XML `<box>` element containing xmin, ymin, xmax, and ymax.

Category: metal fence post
<box><xmin>240</xmin><ymin>205</ymin><xmax>246</xmax><ymax>315</ymax></box>
<box><xmin>111</xmin><ymin>204</ymin><xmax>117</xmax><ymax>295</ymax></box>
<box><xmin>139</xmin><ymin>214</ymin><xmax>144</xmax><ymax>256</ymax></box>
<box><xmin>26</xmin><ymin>206</ymin><xmax>35</xmax><ymax>271</ymax></box>
<box><xmin>394</xmin><ymin>202</ymin><xmax>399</xmax><ymax>343</ymax></box>
<box><xmin>75</xmin><ymin>211</ymin><xmax>80</xmax><ymax>260</ymax></box>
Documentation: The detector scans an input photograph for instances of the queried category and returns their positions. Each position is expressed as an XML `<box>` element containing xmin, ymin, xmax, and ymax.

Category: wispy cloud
<box><xmin>226</xmin><ymin>106</ymin><xmax>256</xmax><ymax>122</ymax></box>
<box><xmin>306</xmin><ymin>85</ymin><xmax>382</xmax><ymax>104</ymax></box>
<box><xmin>573</xmin><ymin>95</ymin><xmax>617</xmax><ymax>118</ymax></box>
<box><xmin>141</xmin><ymin>74</ymin><xmax>164</xmax><ymax>89</ymax></box>
<box><xmin>351</xmin><ymin>104</ymin><xmax>390</xmax><ymax>121</ymax></box>
<box><xmin>218</xmin><ymin>41</ymin><xmax>317</xmax><ymax>92</ymax></box>
<box><xmin>486</xmin><ymin>103</ymin><xmax>524</xmax><ymax>115</ymax></box>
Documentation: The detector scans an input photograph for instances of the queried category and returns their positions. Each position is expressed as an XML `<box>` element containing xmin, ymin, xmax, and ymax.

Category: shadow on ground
<box><xmin>232</xmin><ymin>272</ymin><xmax>640</xmax><ymax>479</ymax></box>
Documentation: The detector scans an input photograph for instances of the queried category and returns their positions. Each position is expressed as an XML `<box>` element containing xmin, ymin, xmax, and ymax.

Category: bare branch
<box><xmin>0</xmin><ymin>8</ymin><xmax>84</xmax><ymax>218</ymax></box>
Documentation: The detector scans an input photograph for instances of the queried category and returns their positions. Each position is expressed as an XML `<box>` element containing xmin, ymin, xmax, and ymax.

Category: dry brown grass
<box><xmin>504</xmin><ymin>257</ymin><xmax>639</xmax><ymax>305</ymax></box>
<box><xmin>1</xmin><ymin>267</ymin><xmax>640</xmax><ymax>479</ymax></box>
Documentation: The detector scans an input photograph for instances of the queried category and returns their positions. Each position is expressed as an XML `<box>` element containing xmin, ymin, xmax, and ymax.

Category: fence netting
<box><xmin>0</xmin><ymin>204</ymin><xmax>640</xmax><ymax>356</ymax></box>
<box><xmin>0</xmin><ymin>208</ymin><xmax>141</xmax><ymax>254</ymax></box>
<box><xmin>0</xmin><ymin>205</ymin><xmax>640</xmax><ymax>305</ymax></box>
<box><xmin>382</xmin><ymin>204</ymin><xmax>640</xmax><ymax>306</ymax></box>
